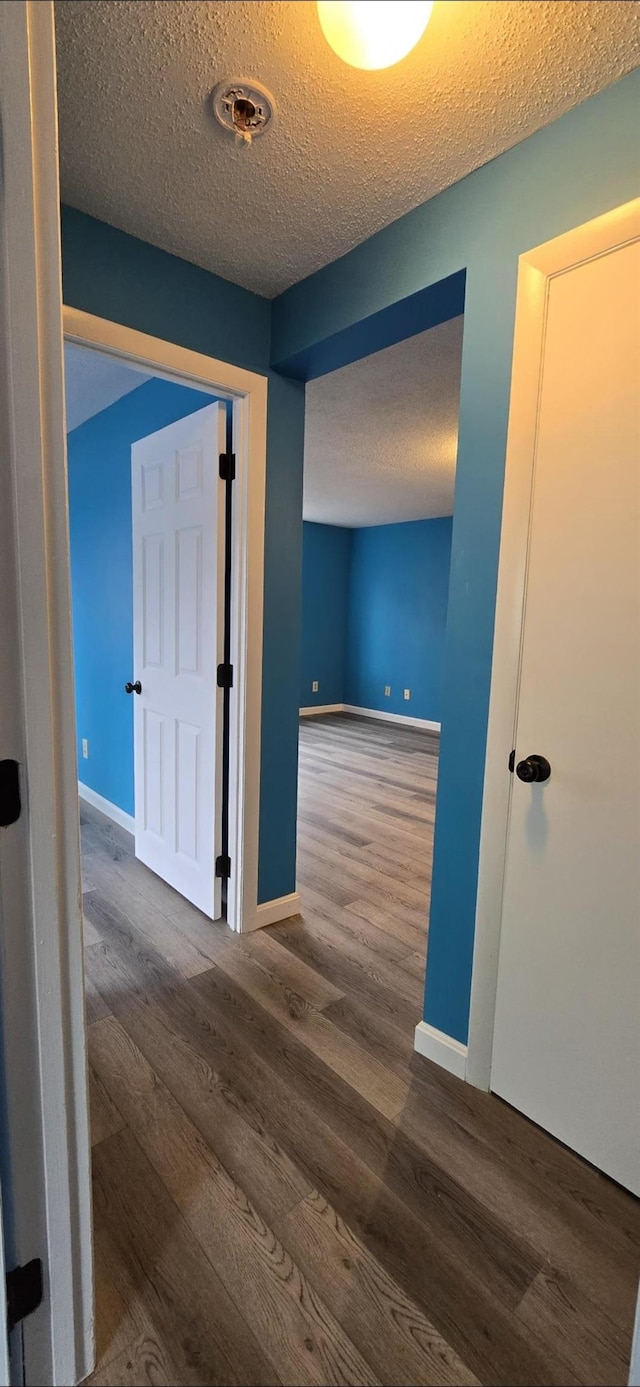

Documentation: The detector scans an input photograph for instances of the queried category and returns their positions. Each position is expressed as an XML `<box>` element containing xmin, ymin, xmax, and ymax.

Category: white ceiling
<box><xmin>54</xmin><ymin>2</ymin><xmax>639</xmax><ymax>299</ymax></box>
<box><xmin>304</xmin><ymin>315</ymin><xmax>463</xmax><ymax>527</ymax></box>
<box><xmin>64</xmin><ymin>343</ymin><xmax>152</xmax><ymax>431</ymax></box>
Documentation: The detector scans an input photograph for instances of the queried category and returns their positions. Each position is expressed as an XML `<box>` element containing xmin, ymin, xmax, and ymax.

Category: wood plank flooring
<box><xmin>82</xmin><ymin>713</ymin><xmax>640</xmax><ymax>1387</ymax></box>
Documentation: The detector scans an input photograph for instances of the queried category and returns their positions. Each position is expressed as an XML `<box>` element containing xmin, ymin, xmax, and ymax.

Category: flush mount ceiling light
<box><xmin>317</xmin><ymin>1</ymin><xmax>433</xmax><ymax>71</ymax></box>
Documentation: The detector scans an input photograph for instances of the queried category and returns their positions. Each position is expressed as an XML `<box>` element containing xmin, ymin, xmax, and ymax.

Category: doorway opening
<box><xmin>59</xmin><ymin>309</ymin><xmax>269</xmax><ymax>1381</ymax></box>
<box><xmin>66</xmin><ymin>341</ymin><xmax>230</xmax><ymax>923</ymax></box>
<box><xmin>293</xmin><ymin>314</ymin><xmax>464</xmax><ymax>1068</ymax></box>
<box><xmin>63</xmin><ymin>306</ymin><xmax>268</xmax><ymax>938</ymax></box>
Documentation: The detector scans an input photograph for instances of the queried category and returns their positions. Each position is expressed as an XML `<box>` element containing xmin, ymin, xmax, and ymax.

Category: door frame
<box><xmin>0</xmin><ymin>3</ymin><xmax>267</xmax><ymax>1381</ymax></box>
<box><xmin>466</xmin><ymin>197</ymin><xmax>640</xmax><ymax>1091</ymax></box>
<box><xmin>64</xmin><ymin>308</ymin><xmax>267</xmax><ymax>935</ymax></box>
<box><xmin>0</xmin><ymin>3</ymin><xmax>93</xmax><ymax>1382</ymax></box>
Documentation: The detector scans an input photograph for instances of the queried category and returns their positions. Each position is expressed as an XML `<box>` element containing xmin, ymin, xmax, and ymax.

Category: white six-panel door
<box><xmin>491</xmin><ymin>220</ymin><xmax>640</xmax><ymax>1193</ymax></box>
<box><xmin>131</xmin><ymin>401</ymin><xmax>226</xmax><ymax>919</ymax></box>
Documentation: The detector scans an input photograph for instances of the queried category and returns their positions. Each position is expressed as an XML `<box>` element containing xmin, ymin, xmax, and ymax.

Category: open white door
<box><xmin>131</xmin><ymin>402</ymin><xmax>226</xmax><ymax>918</ymax></box>
<box><xmin>489</xmin><ymin>204</ymin><xmax>640</xmax><ymax>1193</ymax></box>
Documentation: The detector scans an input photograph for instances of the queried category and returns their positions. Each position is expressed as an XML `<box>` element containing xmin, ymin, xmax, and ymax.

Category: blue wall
<box><xmin>300</xmin><ymin>518</ymin><xmax>452</xmax><ymax>718</ymax></box>
<box><xmin>346</xmin><ymin>519</ymin><xmax>452</xmax><ymax>721</ymax></box>
<box><xmin>300</xmin><ymin>522</ymin><xmax>351</xmax><ymax>706</ymax></box>
<box><xmin>272</xmin><ymin>73</ymin><xmax>640</xmax><ymax>1042</ymax></box>
<box><xmin>258</xmin><ymin>372</ymin><xmax>305</xmax><ymax>902</ymax></box>
<box><xmin>62</xmin><ymin>72</ymin><xmax>640</xmax><ymax>1033</ymax></box>
<box><xmin>67</xmin><ymin>378</ymin><xmax>213</xmax><ymax>816</ymax></box>
<box><xmin>61</xmin><ymin>206</ymin><xmax>304</xmax><ymax>906</ymax></box>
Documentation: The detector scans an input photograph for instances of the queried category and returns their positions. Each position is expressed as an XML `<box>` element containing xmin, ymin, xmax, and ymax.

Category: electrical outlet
<box><xmin>82</xmin><ymin>738</ymin><xmax>89</xmax><ymax>759</ymax></box>
<box><xmin>312</xmin><ymin>680</ymin><xmax>319</xmax><ymax>692</ymax></box>
<box><xmin>403</xmin><ymin>689</ymin><xmax>411</xmax><ymax>701</ymax></box>
<box><xmin>384</xmin><ymin>685</ymin><xmax>391</xmax><ymax>697</ymax></box>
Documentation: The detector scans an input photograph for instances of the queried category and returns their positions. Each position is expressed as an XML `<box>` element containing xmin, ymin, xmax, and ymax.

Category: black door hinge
<box><xmin>508</xmin><ymin>749</ymin><xmax>516</xmax><ymax>773</ymax></box>
<box><xmin>215</xmin><ymin>854</ymin><xmax>231</xmax><ymax>880</ymax></box>
<box><xmin>219</xmin><ymin>452</ymin><xmax>236</xmax><ymax>482</ymax></box>
<box><xmin>0</xmin><ymin>760</ymin><xmax>21</xmax><ymax>829</ymax></box>
<box><xmin>6</xmin><ymin>1259</ymin><xmax>43</xmax><ymax>1334</ymax></box>
<box><xmin>217</xmin><ymin>663</ymin><xmax>234</xmax><ymax>690</ymax></box>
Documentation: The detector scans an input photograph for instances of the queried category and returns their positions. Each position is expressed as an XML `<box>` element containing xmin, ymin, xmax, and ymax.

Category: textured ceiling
<box><xmin>54</xmin><ymin>2</ymin><xmax>639</xmax><ymax>299</ymax></box>
<box><xmin>304</xmin><ymin>315</ymin><xmax>463</xmax><ymax>527</ymax></box>
<box><xmin>64</xmin><ymin>343</ymin><xmax>152</xmax><ymax>431</ymax></box>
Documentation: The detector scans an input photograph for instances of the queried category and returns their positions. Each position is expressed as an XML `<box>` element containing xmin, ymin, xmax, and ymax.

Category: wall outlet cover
<box><xmin>404</xmin><ymin>689</ymin><xmax>411</xmax><ymax>700</ymax></box>
<box><xmin>82</xmin><ymin>738</ymin><xmax>89</xmax><ymax>758</ymax></box>
<box><xmin>384</xmin><ymin>685</ymin><xmax>391</xmax><ymax>697</ymax></box>
<box><xmin>312</xmin><ymin>680</ymin><xmax>319</xmax><ymax>692</ymax></box>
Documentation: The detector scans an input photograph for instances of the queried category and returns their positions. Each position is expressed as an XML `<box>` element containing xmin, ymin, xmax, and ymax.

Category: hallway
<box><xmin>82</xmin><ymin>715</ymin><xmax>640</xmax><ymax>1386</ymax></box>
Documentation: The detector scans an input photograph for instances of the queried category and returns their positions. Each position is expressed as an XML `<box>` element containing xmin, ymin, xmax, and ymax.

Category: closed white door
<box><xmin>131</xmin><ymin>401</ymin><xmax>226</xmax><ymax>919</ymax></box>
<box><xmin>491</xmin><ymin>222</ymin><xmax>640</xmax><ymax>1193</ymax></box>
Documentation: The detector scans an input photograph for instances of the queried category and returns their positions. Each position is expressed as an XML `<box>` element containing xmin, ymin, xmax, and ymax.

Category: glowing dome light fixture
<box><xmin>317</xmin><ymin>1</ymin><xmax>433</xmax><ymax>71</ymax></box>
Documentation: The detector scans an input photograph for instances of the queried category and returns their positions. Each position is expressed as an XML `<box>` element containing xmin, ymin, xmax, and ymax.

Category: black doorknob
<box><xmin>516</xmin><ymin>754</ymin><xmax>551</xmax><ymax>783</ymax></box>
<box><xmin>124</xmin><ymin>680</ymin><xmax>142</xmax><ymax>695</ymax></box>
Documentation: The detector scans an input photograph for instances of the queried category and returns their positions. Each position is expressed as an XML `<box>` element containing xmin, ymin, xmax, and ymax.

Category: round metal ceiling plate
<box><xmin>211</xmin><ymin>79</ymin><xmax>276</xmax><ymax>141</ymax></box>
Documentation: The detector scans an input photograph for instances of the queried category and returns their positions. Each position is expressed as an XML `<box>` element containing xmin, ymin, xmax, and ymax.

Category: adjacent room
<box><xmin>64</xmin><ymin>341</ymin><xmax>243</xmax><ymax>985</ymax></box>
<box><xmin>66</xmin><ymin>344</ymin><xmax>214</xmax><ymax>823</ymax></box>
<box><xmin>291</xmin><ymin>319</ymin><xmax>462</xmax><ymax>1052</ymax></box>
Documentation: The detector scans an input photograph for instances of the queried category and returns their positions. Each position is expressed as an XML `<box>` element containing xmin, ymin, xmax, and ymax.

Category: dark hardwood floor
<box><xmin>82</xmin><ymin>713</ymin><xmax>640</xmax><ymax>1386</ymax></box>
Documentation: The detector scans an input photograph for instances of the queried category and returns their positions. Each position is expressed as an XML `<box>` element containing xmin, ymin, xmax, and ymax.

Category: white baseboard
<box><xmin>77</xmin><ymin>781</ymin><xmax>135</xmax><ymax>834</ymax></box>
<box><xmin>249</xmin><ymin>892</ymin><xmax>302</xmax><ymax>931</ymax></box>
<box><xmin>299</xmin><ymin>704</ymin><xmax>345</xmax><ymax>717</ymax></box>
<box><xmin>343</xmin><ymin>705</ymin><xmax>441</xmax><ymax>733</ymax></box>
<box><xmin>299</xmin><ymin>702</ymin><xmax>441</xmax><ymax>732</ymax></box>
<box><xmin>414</xmin><ymin>1020</ymin><xmax>468</xmax><ymax>1080</ymax></box>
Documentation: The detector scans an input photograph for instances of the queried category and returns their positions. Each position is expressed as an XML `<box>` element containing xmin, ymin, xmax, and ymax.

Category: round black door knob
<box><xmin>516</xmin><ymin>754</ymin><xmax>551</xmax><ymax>783</ymax></box>
<box><xmin>124</xmin><ymin>680</ymin><xmax>142</xmax><ymax>695</ymax></box>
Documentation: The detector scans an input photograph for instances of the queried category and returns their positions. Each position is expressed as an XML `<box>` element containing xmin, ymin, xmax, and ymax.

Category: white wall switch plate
<box><xmin>384</xmin><ymin>685</ymin><xmax>391</xmax><ymax>697</ymax></box>
<box><xmin>312</xmin><ymin>680</ymin><xmax>319</xmax><ymax>692</ymax></box>
<box><xmin>82</xmin><ymin>738</ymin><xmax>89</xmax><ymax>758</ymax></box>
<box><xmin>403</xmin><ymin>689</ymin><xmax>411</xmax><ymax>700</ymax></box>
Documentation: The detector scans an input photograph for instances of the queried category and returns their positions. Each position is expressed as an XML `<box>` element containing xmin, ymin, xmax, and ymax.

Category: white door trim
<box><xmin>63</xmin><ymin>306</ymin><xmax>268</xmax><ymax>935</ymax></box>
<box><xmin>466</xmin><ymin>198</ymin><xmax>640</xmax><ymax>1091</ymax></box>
<box><xmin>0</xmin><ymin>4</ymin><xmax>93</xmax><ymax>1382</ymax></box>
<box><xmin>253</xmin><ymin>892</ymin><xmax>303</xmax><ymax>930</ymax></box>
